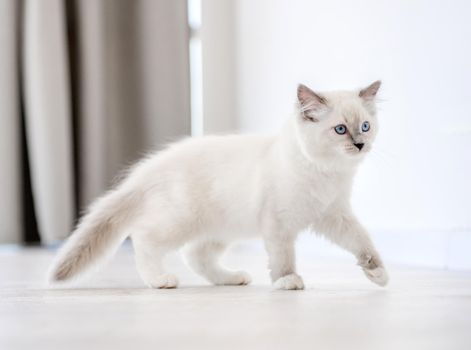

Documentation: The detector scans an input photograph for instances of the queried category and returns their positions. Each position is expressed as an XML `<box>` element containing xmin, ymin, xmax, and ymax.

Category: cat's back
<box><xmin>122</xmin><ymin>134</ymin><xmax>275</xmax><ymax>228</ymax></box>
<box><xmin>177</xmin><ymin>133</ymin><xmax>273</xmax><ymax>157</ymax></box>
<box><xmin>128</xmin><ymin>134</ymin><xmax>275</xmax><ymax>187</ymax></box>
<box><xmin>159</xmin><ymin>134</ymin><xmax>273</xmax><ymax>168</ymax></box>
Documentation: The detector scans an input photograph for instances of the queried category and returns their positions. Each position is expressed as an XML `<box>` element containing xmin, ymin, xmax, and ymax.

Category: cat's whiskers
<box><xmin>369</xmin><ymin>146</ymin><xmax>396</xmax><ymax>167</ymax></box>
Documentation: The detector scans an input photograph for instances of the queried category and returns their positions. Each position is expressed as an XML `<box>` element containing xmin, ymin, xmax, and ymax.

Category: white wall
<box><xmin>233</xmin><ymin>0</ymin><xmax>471</xmax><ymax>235</ymax></box>
<box><xmin>200</xmin><ymin>0</ymin><xmax>237</xmax><ymax>133</ymax></box>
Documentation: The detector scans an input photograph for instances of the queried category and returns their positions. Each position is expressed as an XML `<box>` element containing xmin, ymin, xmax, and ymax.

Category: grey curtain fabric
<box><xmin>0</xmin><ymin>0</ymin><xmax>22</xmax><ymax>244</ymax></box>
<box><xmin>0</xmin><ymin>0</ymin><xmax>191</xmax><ymax>244</ymax></box>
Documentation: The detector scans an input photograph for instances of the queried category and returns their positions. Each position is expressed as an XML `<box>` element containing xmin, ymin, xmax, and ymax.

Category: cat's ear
<box><xmin>297</xmin><ymin>84</ymin><xmax>329</xmax><ymax>122</ymax></box>
<box><xmin>359</xmin><ymin>80</ymin><xmax>381</xmax><ymax>101</ymax></box>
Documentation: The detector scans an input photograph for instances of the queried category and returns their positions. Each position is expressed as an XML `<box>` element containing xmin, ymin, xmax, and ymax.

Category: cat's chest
<box><xmin>280</xmin><ymin>173</ymin><xmax>349</xmax><ymax>222</ymax></box>
<box><xmin>299</xmin><ymin>177</ymin><xmax>343</xmax><ymax>207</ymax></box>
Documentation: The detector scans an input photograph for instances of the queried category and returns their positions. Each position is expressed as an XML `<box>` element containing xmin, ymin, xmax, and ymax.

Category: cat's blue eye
<box><xmin>362</xmin><ymin>121</ymin><xmax>370</xmax><ymax>132</ymax></box>
<box><xmin>334</xmin><ymin>124</ymin><xmax>347</xmax><ymax>135</ymax></box>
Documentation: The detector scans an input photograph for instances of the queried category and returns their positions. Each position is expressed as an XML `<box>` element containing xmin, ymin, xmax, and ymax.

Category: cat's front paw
<box><xmin>274</xmin><ymin>273</ymin><xmax>305</xmax><ymax>290</ymax></box>
<box><xmin>358</xmin><ymin>253</ymin><xmax>389</xmax><ymax>287</ymax></box>
<box><xmin>363</xmin><ymin>266</ymin><xmax>389</xmax><ymax>287</ymax></box>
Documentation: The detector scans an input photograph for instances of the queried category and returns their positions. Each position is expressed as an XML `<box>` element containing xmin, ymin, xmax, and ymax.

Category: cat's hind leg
<box><xmin>184</xmin><ymin>240</ymin><xmax>251</xmax><ymax>286</ymax></box>
<box><xmin>132</xmin><ymin>235</ymin><xmax>179</xmax><ymax>289</ymax></box>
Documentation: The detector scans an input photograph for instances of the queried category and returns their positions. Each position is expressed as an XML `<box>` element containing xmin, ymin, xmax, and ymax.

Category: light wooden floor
<box><xmin>1</xmin><ymin>244</ymin><xmax>471</xmax><ymax>350</ymax></box>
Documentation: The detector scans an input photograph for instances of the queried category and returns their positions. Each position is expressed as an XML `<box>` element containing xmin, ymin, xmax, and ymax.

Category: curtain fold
<box><xmin>0</xmin><ymin>0</ymin><xmax>21</xmax><ymax>244</ymax></box>
<box><xmin>23</xmin><ymin>0</ymin><xmax>75</xmax><ymax>244</ymax></box>
<box><xmin>76</xmin><ymin>0</ymin><xmax>192</xmax><ymax>206</ymax></box>
<box><xmin>0</xmin><ymin>0</ymin><xmax>191</xmax><ymax>244</ymax></box>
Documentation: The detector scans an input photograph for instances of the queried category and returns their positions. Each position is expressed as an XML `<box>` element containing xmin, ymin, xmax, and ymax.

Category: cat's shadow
<box><xmin>42</xmin><ymin>284</ymin><xmax>389</xmax><ymax>299</ymax></box>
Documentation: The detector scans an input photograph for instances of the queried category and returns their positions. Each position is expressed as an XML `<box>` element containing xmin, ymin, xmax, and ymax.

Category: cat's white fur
<box><xmin>49</xmin><ymin>81</ymin><xmax>388</xmax><ymax>290</ymax></box>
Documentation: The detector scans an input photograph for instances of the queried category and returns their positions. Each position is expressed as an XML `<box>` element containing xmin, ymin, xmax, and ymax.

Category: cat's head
<box><xmin>294</xmin><ymin>81</ymin><xmax>381</xmax><ymax>164</ymax></box>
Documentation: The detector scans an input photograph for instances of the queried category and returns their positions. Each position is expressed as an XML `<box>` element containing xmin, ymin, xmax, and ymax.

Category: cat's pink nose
<box><xmin>354</xmin><ymin>143</ymin><xmax>364</xmax><ymax>151</ymax></box>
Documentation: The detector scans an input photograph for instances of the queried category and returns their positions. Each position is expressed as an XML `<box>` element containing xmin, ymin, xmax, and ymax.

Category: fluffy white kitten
<box><xmin>50</xmin><ymin>81</ymin><xmax>388</xmax><ymax>290</ymax></box>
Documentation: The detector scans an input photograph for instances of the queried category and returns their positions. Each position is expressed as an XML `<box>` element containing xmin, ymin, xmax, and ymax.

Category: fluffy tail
<box><xmin>49</xmin><ymin>189</ymin><xmax>141</xmax><ymax>283</ymax></box>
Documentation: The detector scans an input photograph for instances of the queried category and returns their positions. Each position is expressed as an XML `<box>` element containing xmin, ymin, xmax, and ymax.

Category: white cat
<box><xmin>49</xmin><ymin>81</ymin><xmax>388</xmax><ymax>290</ymax></box>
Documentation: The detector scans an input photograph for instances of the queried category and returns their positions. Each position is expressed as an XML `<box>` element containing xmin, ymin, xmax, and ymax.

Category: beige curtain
<box><xmin>0</xmin><ymin>0</ymin><xmax>22</xmax><ymax>244</ymax></box>
<box><xmin>0</xmin><ymin>0</ymin><xmax>191</xmax><ymax>244</ymax></box>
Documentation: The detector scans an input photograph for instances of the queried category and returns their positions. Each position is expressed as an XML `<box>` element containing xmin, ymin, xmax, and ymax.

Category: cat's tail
<box><xmin>48</xmin><ymin>188</ymin><xmax>142</xmax><ymax>283</ymax></box>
